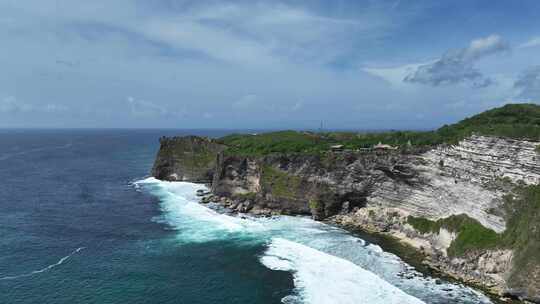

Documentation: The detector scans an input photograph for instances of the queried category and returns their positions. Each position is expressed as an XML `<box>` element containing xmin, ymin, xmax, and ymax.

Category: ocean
<box><xmin>0</xmin><ymin>129</ymin><xmax>494</xmax><ymax>304</ymax></box>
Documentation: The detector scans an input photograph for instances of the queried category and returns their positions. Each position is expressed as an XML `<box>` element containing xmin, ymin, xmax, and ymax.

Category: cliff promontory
<box><xmin>151</xmin><ymin>103</ymin><xmax>540</xmax><ymax>302</ymax></box>
<box><xmin>151</xmin><ymin>136</ymin><xmax>225</xmax><ymax>182</ymax></box>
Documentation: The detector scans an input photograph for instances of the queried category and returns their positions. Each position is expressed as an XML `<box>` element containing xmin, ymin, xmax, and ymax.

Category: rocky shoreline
<box><xmin>195</xmin><ymin>190</ymin><xmax>520</xmax><ymax>304</ymax></box>
<box><xmin>329</xmin><ymin>209</ymin><xmax>516</xmax><ymax>302</ymax></box>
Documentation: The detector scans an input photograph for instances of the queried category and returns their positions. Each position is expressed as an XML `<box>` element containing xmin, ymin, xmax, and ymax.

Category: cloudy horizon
<box><xmin>2</xmin><ymin>0</ymin><xmax>540</xmax><ymax>129</ymax></box>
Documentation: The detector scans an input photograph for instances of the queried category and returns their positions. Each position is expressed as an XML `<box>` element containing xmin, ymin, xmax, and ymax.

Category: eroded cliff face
<box><xmin>151</xmin><ymin>134</ymin><xmax>540</xmax><ymax>302</ymax></box>
<box><xmin>209</xmin><ymin>135</ymin><xmax>539</xmax><ymax>225</ymax></box>
<box><xmin>329</xmin><ymin>135</ymin><xmax>540</xmax><ymax>301</ymax></box>
<box><xmin>209</xmin><ymin>151</ymin><xmax>434</xmax><ymax>219</ymax></box>
<box><xmin>151</xmin><ymin>136</ymin><xmax>225</xmax><ymax>183</ymax></box>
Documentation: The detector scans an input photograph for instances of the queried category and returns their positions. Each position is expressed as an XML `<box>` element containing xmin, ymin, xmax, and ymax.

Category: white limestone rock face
<box><xmin>425</xmin><ymin>135</ymin><xmax>540</xmax><ymax>186</ymax></box>
<box><xmin>368</xmin><ymin>135</ymin><xmax>540</xmax><ymax>233</ymax></box>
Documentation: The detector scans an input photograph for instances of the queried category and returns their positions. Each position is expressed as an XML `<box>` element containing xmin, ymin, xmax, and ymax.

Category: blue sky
<box><xmin>1</xmin><ymin>0</ymin><xmax>540</xmax><ymax>129</ymax></box>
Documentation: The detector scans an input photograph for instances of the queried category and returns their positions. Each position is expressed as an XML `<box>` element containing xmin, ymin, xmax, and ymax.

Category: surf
<box><xmin>261</xmin><ymin>238</ymin><xmax>426</xmax><ymax>304</ymax></box>
<box><xmin>134</xmin><ymin>177</ymin><xmax>493</xmax><ymax>304</ymax></box>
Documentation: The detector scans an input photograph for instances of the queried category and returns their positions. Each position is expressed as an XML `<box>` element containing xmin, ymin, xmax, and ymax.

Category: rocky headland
<box><xmin>151</xmin><ymin>104</ymin><xmax>540</xmax><ymax>303</ymax></box>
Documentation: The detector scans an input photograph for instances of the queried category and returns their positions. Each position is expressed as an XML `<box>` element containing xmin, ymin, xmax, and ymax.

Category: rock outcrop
<box><xmin>151</xmin><ymin>136</ymin><xmax>225</xmax><ymax>182</ymax></box>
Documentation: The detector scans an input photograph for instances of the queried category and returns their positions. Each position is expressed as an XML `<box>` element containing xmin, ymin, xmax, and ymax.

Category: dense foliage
<box><xmin>436</xmin><ymin>103</ymin><xmax>540</xmax><ymax>143</ymax></box>
<box><xmin>407</xmin><ymin>214</ymin><xmax>501</xmax><ymax>256</ymax></box>
<box><xmin>219</xmin><ymin>131</ymin><xmax>327</xmax><ymax>155</ymax></box>
<box><xmin>501</xmin><ymin>185</ymin><xmax>540</xmax><ymax>287</ymax></box>
<box><xmin>218</xmin><ymin>104</ymin><xmax>540</xmax><ymax>156</ymax></box>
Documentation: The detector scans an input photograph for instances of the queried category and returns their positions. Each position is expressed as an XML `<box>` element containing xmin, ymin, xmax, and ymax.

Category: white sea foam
<box><xmin>134</xmin><ymin>178</ymin><xmax>493</xmax><ymax>303</ymax></box>
<box><xmin>134</xmin><ymin>177</ymin><xmax>261</xmax><ymax>242</ymax></box>
<box><xmin>0</xmin><ymin>247</ymin><xmax>84</xmax><ymax>281</ymax></box>
<box><xmin>261</xmin><ymin>238</ymin><xmax>425</xmax><ymax>304</ymax></box>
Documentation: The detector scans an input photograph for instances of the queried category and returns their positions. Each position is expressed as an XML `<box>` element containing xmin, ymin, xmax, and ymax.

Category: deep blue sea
<box><xmin>0</xmin><ymin>130</ymin><xmax>495</xmax><ymax>304</ymax></box>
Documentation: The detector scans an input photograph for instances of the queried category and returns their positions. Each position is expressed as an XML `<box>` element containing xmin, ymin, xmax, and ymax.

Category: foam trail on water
<box><xmin>261</xmin><ymin>238</ymin><xmax>426</xmax><ymax>304</ymax></box>
<box><xmin>0</xmin><ymin>247</ymin><xmax>85</xmax><ymax>281</ymax></box>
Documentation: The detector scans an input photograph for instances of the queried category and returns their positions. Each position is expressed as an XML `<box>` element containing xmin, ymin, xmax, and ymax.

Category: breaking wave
<box><xmin>261</xmin><ymin>238</ymin><xmax>425</xmax><ymax>304</ymax></box>
<box><xmin>133</xmin><ymin>177</ymin><xmax>493</xmax><ymax>304</ymax></box>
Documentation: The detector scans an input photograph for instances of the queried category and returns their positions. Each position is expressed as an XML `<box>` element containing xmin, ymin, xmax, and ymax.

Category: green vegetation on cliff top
<box><xmin>218</xmin><ymin>103</ymin><xmax>540</xmax><ymax>155</ymax></box>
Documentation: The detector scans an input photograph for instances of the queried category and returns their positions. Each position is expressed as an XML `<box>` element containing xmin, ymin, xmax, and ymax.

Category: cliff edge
<box><xmin>151</xmin><ymin>136</ymin><xmax>225</xmax><ymax>183</ymax></box>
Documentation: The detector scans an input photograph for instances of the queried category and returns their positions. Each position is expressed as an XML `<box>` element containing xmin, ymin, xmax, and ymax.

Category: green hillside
<box><xmin>437</xmin><ymin>103</ymin><xmax>540</xmax><ymax>143</ymax></box>
<box><xmin>219</xmin><ymin>103</ymin><xmax>540</xmax><ymax>155</ymax></box>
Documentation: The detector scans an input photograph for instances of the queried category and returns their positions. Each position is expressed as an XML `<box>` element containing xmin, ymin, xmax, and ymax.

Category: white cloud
<box><xmin>127</xmin><ymin>97</ymin><xmax>183</xmax><ymax>118</ymax></box>
<box><xmin>2</xmin><ymin>1</ymin><xmax>395</xmax><ymax>68</ymax></box>
<box><xmin>464</xmin><ymin>35</ymin><xmax>509</xmax><ymax>60</ymax></box>
<box><xmin>518</xmin><ymin>36</ymin><xmax>540</xmax><ymax>49</ymax></box>
<box><xmin>139</xmin><ymin>2</ymin><xmax>389</xmax><ymax>66</ymax></box>
<box><xmin>0</xmin><ymin>1</ymin><xmax>534</xmax><ymax>129</ymax></box>
<box><xmin>44</xmin><ymin>104</ymin><xmax>68</xmax><ymax>113</ymax></box>
<box><xmin>514</xmin><ymin>66</ymin><xmax>540</xmax><ymax>101</ymax></box>
<box><xmin>0</xmin><ymin>96</ymin><xmax>67</xmax><ymax>114</ymax></box>
<box><xmin>403</xmin><ymin>34</ymin><xmax>509</xmax><ymax>87</ymax></box>
<box><xmin>0</xmin><ymin>96</ymin><xmax>31</xmax><ymax>113</ymax></box>
<box><xmin>363</xmin><ymin>61</ymin><xmax>434</xmax><ymax>87</ymax></box>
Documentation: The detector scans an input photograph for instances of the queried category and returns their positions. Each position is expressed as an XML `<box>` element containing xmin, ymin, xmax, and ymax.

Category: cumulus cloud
<box><xmin>404</xmin><ymin>35</ymin><xmax>509</xmax><ymax>87</ymax></box>
<box><xmin>514</xmin><ymin>66</ymin><xmax>540</xmax><ymax>101</ymax></box>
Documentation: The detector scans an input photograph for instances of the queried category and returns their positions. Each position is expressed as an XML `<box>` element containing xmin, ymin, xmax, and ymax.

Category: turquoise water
<box><xmin>0</xmin><ymin>130</ymin><xmax>493</xmax><ymax>304</ymax></box>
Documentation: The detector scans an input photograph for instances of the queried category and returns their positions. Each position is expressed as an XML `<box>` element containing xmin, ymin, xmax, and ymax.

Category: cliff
<box><xmin>331</xmin><ymin>135</ymin><xmax>540</xmax><ymax>301</ymax></box>
<box><xmin>211</xmin><ymin>152</ymin><xmax>378</xmax><ymax>218</ymax></box>
<box><xmin>151</xmin><ymin>136</ymin><xmax>225</xmax><ymax>182</ymax></box>
<box><xmin>150</xmin><ymin>104</ymin><xmax>540</xmax><ymax>302</ymax></box>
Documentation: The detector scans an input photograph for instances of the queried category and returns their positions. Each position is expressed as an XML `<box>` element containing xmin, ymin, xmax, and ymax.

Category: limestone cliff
<box><xmin>151</xmin><ymin>133</ymin><xmax>540</xmax><ymax>302</ymax></box>
<box><xmin>151</xmin><ymin>136</ymin><xmax>225</xmax><ymax>182</ymax></box>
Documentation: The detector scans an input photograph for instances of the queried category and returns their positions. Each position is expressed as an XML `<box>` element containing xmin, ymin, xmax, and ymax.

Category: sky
<box><xmin>1</xmin><ymin>0</ymin><xmax>540</xmax><ymax>129</ymax></box>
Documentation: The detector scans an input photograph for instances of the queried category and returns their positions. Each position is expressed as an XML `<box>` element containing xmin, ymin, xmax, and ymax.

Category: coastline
<box><xmin>324</xmin><ymin>218</ymin><xmax>520</xmax><ymax>304</ymax></box>
<box><xmin>198</xmin><ymin>192</ymin><xmax>520</xmax><ymax>304</ymax></box>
